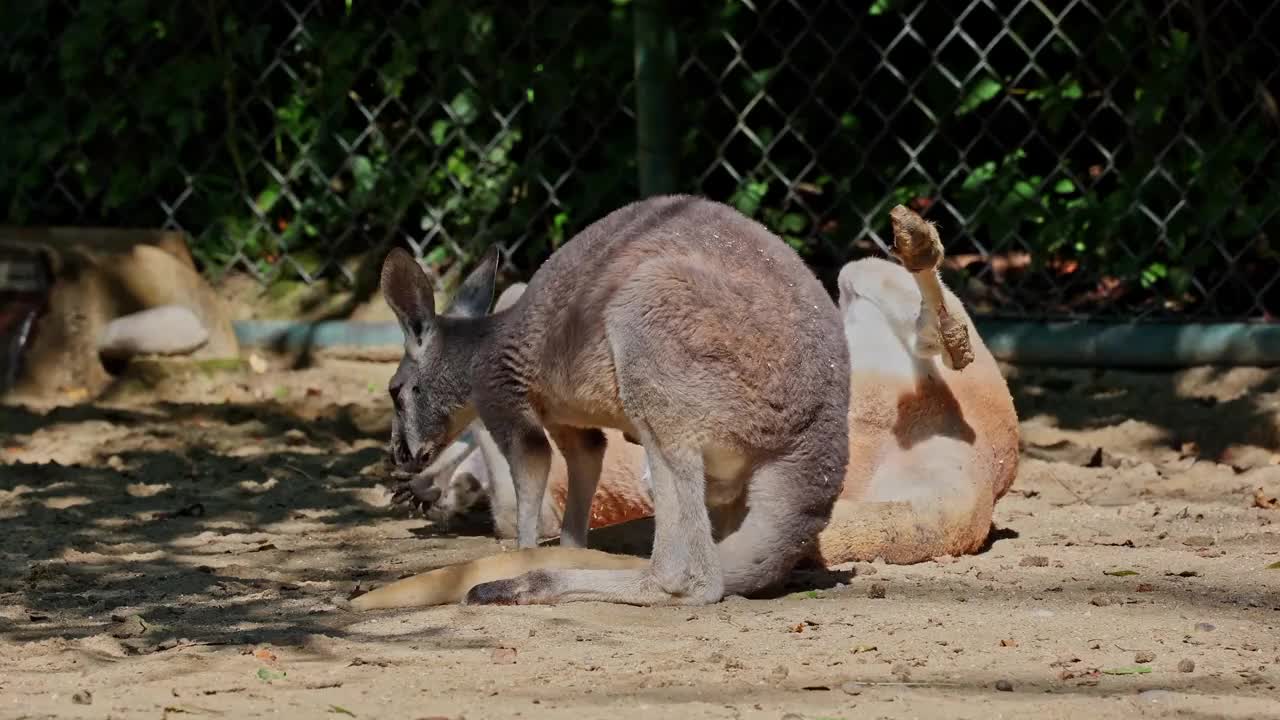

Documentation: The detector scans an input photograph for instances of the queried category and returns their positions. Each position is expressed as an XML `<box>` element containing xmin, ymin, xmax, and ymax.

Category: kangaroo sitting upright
<box><xmin>350</xmin><ymin>205</ymin><xmax>1020</xmax><ymax>611</ymax></box>
<box><xmin>380</xmin><ymin>194</ymin><xmax>851</xmax><ymax>606</ymax></box>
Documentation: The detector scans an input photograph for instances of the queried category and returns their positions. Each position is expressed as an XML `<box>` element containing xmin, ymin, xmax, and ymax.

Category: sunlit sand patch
<box><xmin>125</xmin><ymin>482</ymin><xmax>171</xmax><ymax>497</ymax></box>
<box><xmin>41</xmin><ymin>495</ymin><xmax>92</xmax><ymax>509</ymax></box>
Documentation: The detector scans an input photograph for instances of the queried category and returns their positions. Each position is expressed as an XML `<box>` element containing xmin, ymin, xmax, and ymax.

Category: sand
<box><xmin>1</xmin><ymin>357</ymin><xmax>1278</xmax><ymax>719</ymax></box>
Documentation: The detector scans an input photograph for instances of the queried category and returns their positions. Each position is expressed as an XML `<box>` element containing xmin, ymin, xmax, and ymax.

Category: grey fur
<box><xmin>380</xmin><ymin>194</ymin><xmax>850</xmax><ymax>606</ymax></box>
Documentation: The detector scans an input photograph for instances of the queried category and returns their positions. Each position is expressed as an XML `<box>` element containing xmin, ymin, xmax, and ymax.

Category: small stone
<box><xmin>1136</xmin><ymin>583</ymin><xmax>1155</xmax><ymax>593</ymax></box>
<box><xmin>1178</xmin><ymin>659</ymin><xmax>1195</xmax><ymax>673</ymax></box>
<box><xmin>1088</xmin><ymin>640</ymin><xmax>1102</xmax><ymax>650</ymax></box>
<box><xmin>1134</xmin><ymin>650</ymin><xmax>1156</xmax><ymax>664</ymax></box>
<box><xmin>1090</xmin><ymin>596</ymin><xmax>1113</xmax><ymax>607</ymax></box>
<box><xmin>994</xmin><ymin>679</ymin><xmax>1013</xmax><ymax>692</ymax></box>
<box><xmin>867</xmin><ymin>583</ymin><xmax>886</xmax><ymax>599</ymax></box>
<box><xmin>1194</xmin><ymin>622</ymin><xmax>1215</xmax><ymax>632</ymax></box>
<box><xmin>839</xmin><ymin>680</ymin><xmax>863</xmax><ymax>696</ymax></box>
<box><xmin>1182</xmin><ymin>535</ymin><xmax>1214</xmax><ymax>547</ymax></box>
<box><xmin>110</xmin><ymin>614</ymin><xmax>150</xmax><ymax>639</ymax></box>
<box><xmin>1020</xmin><ymin>555</ymin><xmax>1049</xmax><ymax>567</ymax></box>
<box><xmin>72</xmin><ymin>690</ymin><xmax>92</xmax><ymax>705</ymax></box>
<box><xmin>782</xmin><ymin>714</ymin><xmax>805</xmax><ymax>720</ymax></box>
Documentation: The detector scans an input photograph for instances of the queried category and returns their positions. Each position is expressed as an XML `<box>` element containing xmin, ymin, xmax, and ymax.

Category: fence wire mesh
<box><xmin>3</xmin><ymin>0</ymin><xmax>1278</xmax><ymax>321</ymax></box>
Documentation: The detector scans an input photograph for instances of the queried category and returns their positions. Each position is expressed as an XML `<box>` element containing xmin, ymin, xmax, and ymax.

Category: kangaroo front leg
<box><xmin>495</xmin><ymin>425</ymin><xmax>553</xmax><ymax>549</ymax></box>
<box><xmin>465</xmin><ymin>435</ymin><xmax>723</xmax><ymax>606</ymax></box>
<box><xmin>546</xmin><ymin>426</ymin><xmax>606</xmax><ymax>549</ymax></box>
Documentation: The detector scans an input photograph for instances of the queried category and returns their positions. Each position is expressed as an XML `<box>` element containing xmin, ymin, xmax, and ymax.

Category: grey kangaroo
<box><xmin>380</xmin><ymin>194</ymin><xmax>850</xmax><ymax>606</ymax></box>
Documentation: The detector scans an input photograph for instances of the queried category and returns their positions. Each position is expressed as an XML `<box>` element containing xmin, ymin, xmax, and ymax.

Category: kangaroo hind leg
<box><xmin>464</xmin><ymin>426</ymin><xmax>724</xmax><ymax>607</ymax></box>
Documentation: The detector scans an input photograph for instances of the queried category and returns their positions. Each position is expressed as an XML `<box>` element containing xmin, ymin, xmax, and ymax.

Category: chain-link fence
<box><xmin>3</xmin><ymin>0</ymin><xmax>1278</xmax><ymax>321</ymax></box>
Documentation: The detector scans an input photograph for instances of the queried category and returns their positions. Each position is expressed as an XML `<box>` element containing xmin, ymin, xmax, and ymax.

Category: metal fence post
<box><xmin>633</xmin><ymin>0</ymin><xmax>678</xmax><ymax>197</ymax></box>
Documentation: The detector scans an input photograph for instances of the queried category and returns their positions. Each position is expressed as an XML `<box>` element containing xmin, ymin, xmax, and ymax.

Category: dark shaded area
<box><xmin>1</xmin><ymin>359</ymin><xmax>1278</xmax><ymax>654</ymax></box>
<box><xmin>1007</xmin><ymin>364</ymin><xmax>1280</xmax><ymax>460</ymax></box>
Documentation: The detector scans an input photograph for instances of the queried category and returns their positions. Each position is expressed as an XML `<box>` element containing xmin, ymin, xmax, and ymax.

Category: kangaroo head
<box><xmin>381</xmin><ymin>246</ymin><xmax>500</xmax><ymax>470</ymax></box>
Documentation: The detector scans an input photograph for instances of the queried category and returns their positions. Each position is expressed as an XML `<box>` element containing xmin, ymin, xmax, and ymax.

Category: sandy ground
<box><xmin>1</xmin><ymin>356</ymin><xmax>1279</xmax><ymax>719</ymax></box>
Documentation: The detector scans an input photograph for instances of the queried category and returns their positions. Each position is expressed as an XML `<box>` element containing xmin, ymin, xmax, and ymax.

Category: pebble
<box><xmin>1090</xmin><ymin>596</ymin><xmax>1113</xmax><ymax>607</ymax></box>
<box><xmin>1134</xmin><ymin>650</ymin><xmax>1156</xmax><ymax>664</ymax></box>
<box><xmin>839</xmin><ymin>681</ymin><xmax>863</xmax><ymax>696</ymax></box>
<box><xmin>1178</xmin><ymin>659</ymin><xmax>1196</xmax><ymax>672</ymax></box>
<box><xmin>1194</xmin><ymin>622</ymin><xmax>1215</xmax><ymax>632</ymax></box>
<box><xmin>867</xmin><ymin>583</ymin><xmax>886</xmax><ymax>599</ymax></box>
<box><xmin>72</xmin><ymin>691</ymin><xmax>92</xmax><ymax>705</ymax></box>
<box><xmin>1019</xmin><ymin>555</ymin><xmax>1049</xmax><ymax>567</ymax></box>
<box><xmin>994</xmin><ymin>679</ymin><xmax>1013</xmax><ymax>692</ymax></box>
<box><xmin>1182</xmin><ymin>535</ymin><xmax>1214</xmax><ymax>547</ymax></box>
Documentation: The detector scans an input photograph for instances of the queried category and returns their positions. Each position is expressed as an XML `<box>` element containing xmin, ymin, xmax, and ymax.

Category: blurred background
<box><xmin>3</xmin><ymin>0</ymin><xmax>1278</xmax><ymax>322</ymax></box>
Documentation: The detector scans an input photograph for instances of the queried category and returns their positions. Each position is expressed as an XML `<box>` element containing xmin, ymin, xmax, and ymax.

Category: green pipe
<box><xmin>633</xmin><ymin>0</ymin><xmax>678</xmax><ymax>196</ymax></box>
<box><xmin>233</xmin><ymin>319</ymin><xmax>1280</xmax><ymax>368</ymax></box>
<box><xmin>975</xmin><ymin>319</ymin><xmax>1280</xmax><ymax>368</ymax></box>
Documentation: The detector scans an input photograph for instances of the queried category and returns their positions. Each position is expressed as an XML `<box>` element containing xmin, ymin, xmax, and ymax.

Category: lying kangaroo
<box><xmin>353</xmin><ymin>207</ymin><xmax>1019</xmax><ymax>610</ymax></box>
<box><xmin>380</xmin><ymin>194</ymin><xmax>851</xmax><ymax>606</ymax></box>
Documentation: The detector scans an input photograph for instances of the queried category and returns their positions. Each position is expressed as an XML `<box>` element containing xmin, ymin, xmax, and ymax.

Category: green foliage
<box><xmin>2</xmin><ymin>0</ymin><xmax>1276</xmax><ymax>318</ymax></box>
<box><xmin>1</xmin><ymin>0</ymin><xmax>636</xmax><ymax>285</ymax></box>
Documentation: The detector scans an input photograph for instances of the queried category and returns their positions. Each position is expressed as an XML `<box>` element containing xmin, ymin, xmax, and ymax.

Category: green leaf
<box><xmin>430</xmin><ymin>120</ymin><xmax>451</xmax><ymax>146</ymax></box>
<box><xmin>778</xmin><ymin>212</ymin><xmax>807</xmax><ymax>234</ymax></box>
<box><xmin>730</xmin><ymin>179</ymin><xmax>769</xmax><ymax>217</ymax></box>
<box><xmin>1102</xmin><ymin>665</ymin><xmax>1152</xmax><ymax>675</ymax></box>
<box><xmin>957</xmin><ymin>77</ymin><xmax>1003</xmax><ymax>116</ymax></box>
<box><xmin>255</xmin><ymin>185</ymin><xmax>281</xmax><ymax>214</ymax></box>
<box><xmin>351</xmin><ymin>156</ymin><xmax>376</xmax><ymax>196</ymax></box>
<box><xmin>1104</xmin><ymin>569</ymin><xmax>1138</xmax><ymax>577</ymax></box>
<box><xmin>1266</xmin><ymin>561</ymin><xmax>1280</xmax><ymax>570</ymax></box>
<box><xmin>1053</xmin><ymin>178</ymin><xmax>1076</xmax><ymax>195</ymax></box>
<box><xmin>257</xmin><ymin>668</ymin><xmax>287</xmax><ymax>682</ymax></box>
<box><xmin>449</xmin><ymin>90</ymin><xmax>479</xmax><ymax>125</ymax></box>
<box><xmin>869</xmin><ymin>0</ymin><xmax>893</xmax><ymax>16</ymax></box>
<box><xmin>329</xmin><ymin>706</ymin><xmax>356</xmax><ymax>717</ymax></box>
<box><xmin>961</xmin><ymin>161</ymin><xmax>997</xmax><ymax>191</ymax></box>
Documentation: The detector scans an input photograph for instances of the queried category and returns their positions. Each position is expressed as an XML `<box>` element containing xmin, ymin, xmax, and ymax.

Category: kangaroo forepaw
<box><xmin>388</xmin><ymin>470</ymin><xmax>443</xmax><ymax>515</ymax></box>
<box><xmin>463</xmin><ymin>570</ymin><xmax>554</xmax><ymax>606</ymax></box>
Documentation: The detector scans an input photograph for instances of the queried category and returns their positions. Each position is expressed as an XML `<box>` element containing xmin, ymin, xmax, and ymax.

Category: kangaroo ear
<box><xmin>381</xmin><ymin>247</ymin><xmax>436</xmax><ymax>341</ymax></box>
<box><xmin>448</xmin><ymin>245</ymin><xmax>501</xmax><ymax>319</ymax></box>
